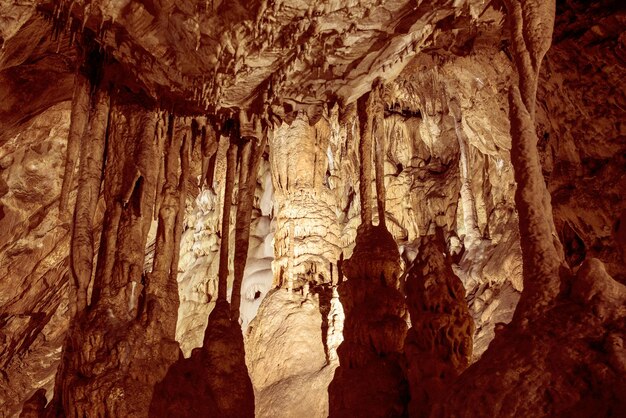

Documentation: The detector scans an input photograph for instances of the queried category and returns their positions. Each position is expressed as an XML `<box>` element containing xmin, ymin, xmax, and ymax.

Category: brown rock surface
<box><xmin>0</xmin><ymin>0</ymin><xmax>624</xmax><ymax>417</ymax></box>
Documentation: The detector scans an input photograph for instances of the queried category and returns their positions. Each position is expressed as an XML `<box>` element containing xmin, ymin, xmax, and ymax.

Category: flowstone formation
<box><xmin>270</xmin><ymin>113</ymin><xmax>341</xmax><ymax>289</ymax></box>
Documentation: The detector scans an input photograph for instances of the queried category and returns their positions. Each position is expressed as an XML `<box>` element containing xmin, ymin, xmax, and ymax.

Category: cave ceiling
<box><xmin>2</xmin><ymin>0</ymin><xmax>505</xmax><ymax>116</ymax></box>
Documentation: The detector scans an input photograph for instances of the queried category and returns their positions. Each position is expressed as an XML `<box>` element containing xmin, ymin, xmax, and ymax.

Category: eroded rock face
<box><xmin>0</xmin><ymin>102</ymin><xmax>71</xmax><ymax>416</ymax></box>
<box><xmin>434</xmin><ymin>259</ymin><xmax>626</xmax><ymax>418</ymax></box>
<box><xmin>537</xmin><ymin>0</ymin><xmax>626</xmax><ymax>285</ymax></box>
<box><xmin>432</xmin><ymin>2</ymin><xmax>626</xmax><ymax>417</ymax></box>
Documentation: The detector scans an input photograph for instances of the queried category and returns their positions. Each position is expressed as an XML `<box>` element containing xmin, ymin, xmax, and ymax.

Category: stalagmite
<box><xmin>59</xmin><ymin>71</ymin><xmax>90</xmax><ymax>217</ymax></box>
<box><xmin>329</xmin><ymin>84</ymin><xmax>408</xmax><ymax>417</ymax></box>
<box><xmin>69</xmin><ymin>83</ymin><xmax>110</xmax><ymax>315</ymax></box>
<box><xmin>151</xmin><ymin>120</ymin><xmax>254</xmax><ymax>418</ymax></box>
<box><xmin>404</xmin><ymin>229</ymin><xmax>474</xmax><ymax>418</ymax></box>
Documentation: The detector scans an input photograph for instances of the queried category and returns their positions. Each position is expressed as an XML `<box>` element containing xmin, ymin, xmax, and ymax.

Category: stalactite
<box><xmin>372</xmin><ymin>79</ymin><xmax>386</xmax><ymax>227</ymax></box>
<box><xmin>218</xmin><ymin>124</ymin><xmax>238</xmax><ymax>301</ymax></box>
<box><xmin>206</xmin><ymin>148</ymin><xmax>219</xmax><ymax>192</ymax></box>
<box><xmin>504</xmin><ymin>0</ymin><xmax>564</xmax><ymax>321</ymax></box>
<box><xmin>231</xmin><ymin>136</ymin><xmax>252</xmax><ymax>312</ymax></box>
<box><xmin>148</xmin><ymin>115</ymin><xmax>183</xmax><ymax>329</ymax></box>
<box><xmin>170</xmin><ymin>131</ymin><xmax>190</xmax><ymax>288</ymax></box>
<box><xmin>357</xmin><ymin>92</ymin><xmax>374</xmax><ymax>226</ymax></box>
<box><xmin>231</xmin><ymin>131</ymin><xmax>267</xmax><ymax>319</ymax></box>
<box><xmin>49</xmin><ymin>87</ymin><xmax>189</xmax><ymax>416</ymax></box>
<box><xmin>93</xmin><ymin>107</ymin><xmax>161</xmax><ymax>315</ymax></box>
<box><xmin>153</xmin><ymin>113</ymin><xmax>168</xmax><ymax>221</ymax></box>
<box><xmin>449</xmin><ymin>97</ymin><xmax>481</xmax><ymax>249</ymax></box>
<box><xmin>199</xmin><ymin>124</ymin><xmax>218</xmax><ymax>189</ymax></box>
<box><xmin>505</xmin><ymin>0</ymin><xmax>555</xmax><ymax>120</ymax></box>
<box><xmin>69</xmin><ymin>83</ymin><xmax>110</xmax><ymax>315</ymax></box>
<box><xmin>59</xmin><ymin>71</ymin><xmax>90</xmax><ymax>217</ymax></box>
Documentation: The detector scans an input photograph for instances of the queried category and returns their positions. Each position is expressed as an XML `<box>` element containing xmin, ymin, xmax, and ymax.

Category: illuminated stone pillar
<box><xmin>269</xmin><ymin>113</ymin><xmax>341</xmax><ymax>290</ymax></box>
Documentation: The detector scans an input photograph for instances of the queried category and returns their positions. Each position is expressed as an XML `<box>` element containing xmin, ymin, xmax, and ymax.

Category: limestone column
<box><xmin>269</xmin><ymin>112</ymin><xmax>341</xmax><ymax>290</ymax></box>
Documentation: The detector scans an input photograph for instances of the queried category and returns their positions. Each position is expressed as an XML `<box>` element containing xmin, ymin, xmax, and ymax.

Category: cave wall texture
<box><xmin>0</xmin><ymin>0</ymin><xmax>625</xmax><ymax>417</ymax></box>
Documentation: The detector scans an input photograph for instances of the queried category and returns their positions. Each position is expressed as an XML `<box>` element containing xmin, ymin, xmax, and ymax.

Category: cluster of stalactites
<box><xmin>49</xmin><ymin>46</ymin><xmax>204</xmax><ymax>414</ymax></box>
<box><xmin>59</xmin><ymin>75</ymin><xmax>197</xmax><ymax>328</ymax></box>
<box><xmin>214</xmin><ymin>111</ymin><xmax>267</xmax><ymax>321</ymax></box>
